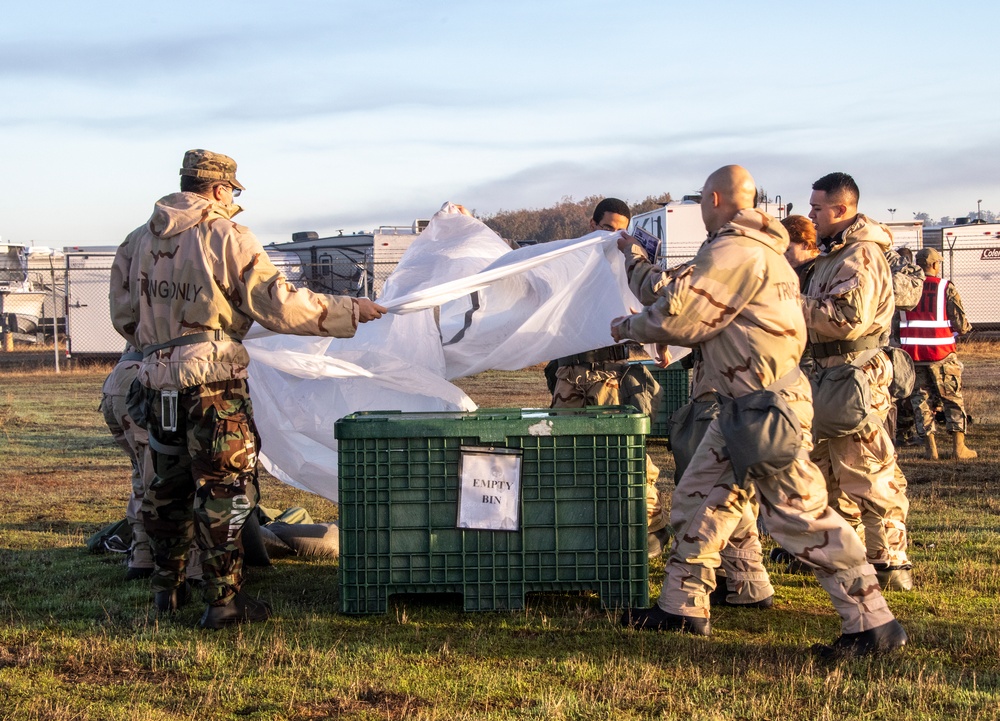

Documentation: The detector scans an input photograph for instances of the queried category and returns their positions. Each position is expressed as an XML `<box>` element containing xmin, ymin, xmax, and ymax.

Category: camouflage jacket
<box><xmin>111</xmin><ymin>192</ymin><xmax>361</xmax><ymax>390</ymax></box>
<box><xmin>943</xmin><ymin>280</ymin><xmax>972</xmax><ymax>336</ymax></box>
<box><xmin>802</xmin><ymin>214</ymin><xmax>895</xmax><ymax>370</ymax></box>
<box><xmin>614</xmin><ymin>209</ymin><xmax>808</xmax><ymax>402</ymax></box>
<box><xmin>101</xmin><ymin>345</ymin><xmax>141</xmax><ymax>398</ymax></box>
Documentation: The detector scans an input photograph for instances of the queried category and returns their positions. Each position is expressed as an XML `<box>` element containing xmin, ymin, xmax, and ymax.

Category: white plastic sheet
<box><xmin>246</xmin><ymin>203</ymin><xmax>685</xmax><ymax>501</ymax></box>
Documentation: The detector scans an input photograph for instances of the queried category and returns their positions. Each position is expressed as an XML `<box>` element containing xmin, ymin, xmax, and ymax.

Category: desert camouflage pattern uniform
<box><xmin>111</xmin><ymin>191</ymin><xmax>361</xmax><ymax>605</ymax></box>
<box><xmin>802</xmin><ymin>215</ymin><xmax>910</xmax><ymax>567</ymax></box>
<box><xmin>910</xmin><ymin>281</ymin><xmax>973</xmax><ymax>436</ymax></box>
<box><xmin>615</xmin><ymin>209</ymin><xmax>894</xmax><ymax>633</ymax></box>
<box><xmin>99</xmin><ymin>347</ymin><xmax>153</xmax><ymax>571</ymax></box>
<box><xmin>551</xmin><ymin>360</ymin><xmax>667</xmax><ymax>534</ymax></box>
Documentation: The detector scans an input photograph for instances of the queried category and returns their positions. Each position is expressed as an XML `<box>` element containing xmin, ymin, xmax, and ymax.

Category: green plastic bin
<box><xmin>634</xmin><ymin>360</ymin><xmax>690</xmax><ymax>438</ymax></box>
<box><xmin>335</xmin><ymin>407</ymin><xmax>649</xmax><ymax>614</ymax></box>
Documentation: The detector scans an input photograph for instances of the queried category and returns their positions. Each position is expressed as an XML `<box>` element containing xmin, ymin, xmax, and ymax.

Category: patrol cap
<box><xmin>179</xmin><ymin>149</ymin><xmax>245</xmax><ymax>191</ymax></box>
<box><xmin>915</xmin><ymin>247</ymin><xmax>943</xmax><ymax>268</ymax></box>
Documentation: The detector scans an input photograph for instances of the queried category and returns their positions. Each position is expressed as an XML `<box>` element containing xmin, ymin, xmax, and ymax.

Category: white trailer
<box><xmin>64</xmin><ymin>249</ymin><xmax>122</xmax><ymax>358</ymax></box>
<box><xmin>886</xmin><ymin>221</ymin><xmax>924</xmax><ymax>252</ymax></box>
<box><xmin>628</xmin><ymin>201</ymin><xmax>707</xmax><ymax>266</ymax></box>
<box><xmin>923</xmin><ymin>221</ymin><xmax>1000</xmax><ymax>329</ymax></box>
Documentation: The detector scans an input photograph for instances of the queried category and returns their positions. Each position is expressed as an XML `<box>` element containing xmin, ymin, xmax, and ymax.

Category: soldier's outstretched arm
<box><xmin>356</xmin><ymin>298</ymin><xmax>387</xmax><ymax>323</ymax></box>
<box><xmin>611</xmin><ymin>239</ymin><xmax>760</xmax><ymax>346</ymax></box>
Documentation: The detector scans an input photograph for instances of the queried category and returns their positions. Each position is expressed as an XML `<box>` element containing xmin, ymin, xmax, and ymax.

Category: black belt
<box><xmin>811</xmin><ymin>333</ymin><xmax>881</xmax><ymax>359</ymax></box>
<box><xmin>557</xmin><ymin>343</ymin><xmax>640</xmax><ymax>367</ymax></box>
<box><xmin>142</xmin><ymin>329</ymin><xmax>240</xmax><ymax>357</ymax></box>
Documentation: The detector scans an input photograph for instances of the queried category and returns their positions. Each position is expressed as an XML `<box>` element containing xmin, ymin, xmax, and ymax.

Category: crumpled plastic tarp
<box><xmin>245</xmin><ymin>203</ymin><xmax>685</xmax><ymax>501</ymax></box>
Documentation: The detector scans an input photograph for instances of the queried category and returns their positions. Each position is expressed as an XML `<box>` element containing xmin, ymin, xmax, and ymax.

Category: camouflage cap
<box><xmin>915</xmin><ymin>247</ymin><xmax>943</xmax><ymax>268</ymax></box>
<box><xmin>179</xmin><ymin>149</ymin><xmax>245</xmax><ymax>191</ymax></box>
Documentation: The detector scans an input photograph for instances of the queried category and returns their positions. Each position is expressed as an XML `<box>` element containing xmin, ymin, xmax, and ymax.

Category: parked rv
<box><xmin>265</xmin><ymin>220</ymin><xmax>429</xmax><ymax>300</ymax></box>
<box><xmin>886</xmin><ymin>220</ymin><xmax>924</xmax><ymax>251</ymax></box>
<box><xmin>923</xmin><ymin>220</ymin><xmax>1000</xmax><ymax>329</ymax></box>
<box><xmin>628</xmin><ymin>196</ymin><xmax>788</xmax><ymax>267</ymax></box>
<box><xmin>628</xmin><ymin>200</ymin><xmax>707</xmax><ymax>267</ymax></box>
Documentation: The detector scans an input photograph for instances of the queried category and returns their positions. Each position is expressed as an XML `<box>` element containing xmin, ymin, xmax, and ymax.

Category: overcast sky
<box><xmin>2</xmin><ymin>0</ymin><xmax>998</xmax><ymax>249</ymax></box>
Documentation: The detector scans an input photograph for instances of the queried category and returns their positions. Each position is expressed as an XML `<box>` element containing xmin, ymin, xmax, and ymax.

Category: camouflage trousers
<box><xmin>670</xmin><ymin>393</ymin><xmax>770</xmax><ymax>605</ymax></box>
<box><xmin>100</xmin><ymin>391</ymin><xmax>154</xmax><ymax>571</ymax></box>
<box><xmin>551</xmin><ymin>364</ymin><xmax>667</xmax><ymax>533</ymax></box>
<box><xmin>812</xmin><ymin>353</ymin><xmax>910</xmax><ymax>567</ymax></box>
<box><xmin>909</xmin><ymin>354</ymin><xmax>969</xmax><ymax>435</ymax></box>
<box><xmin>659</xmin><ymin>393</ymin><xmax>894</xmax><ymax>635</ymax></box>
<box><xmin>144</xmin><ymin>379</ymin><xmax>260</xmax><ymax>604</ymax></box>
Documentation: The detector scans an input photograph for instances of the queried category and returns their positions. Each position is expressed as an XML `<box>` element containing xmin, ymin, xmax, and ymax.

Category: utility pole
<box><xmin>978</xmin><ymin>199</ymin><xmax>982</xmax><ymax>221</ymax></box>
<box><xmin>888</xmin><ymin>208</ymin><xmax>896</xmax><ymax>220</ymax></box>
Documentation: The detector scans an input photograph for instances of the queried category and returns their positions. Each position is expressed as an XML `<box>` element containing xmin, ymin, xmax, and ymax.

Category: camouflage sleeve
<box><xmin>224</xmin><ymin>228</ymin><xmax>360</xmax><ymax>338</ymax></box>
<box><xmin>801</xmin><ymin>243</ymin><xmax>882</xmax><ymax>340</ymax></box>
<box><xmin>617</xmin><ymin>238</ymin><xmax>759</xmax><ymax>345</ymax></box>
<box><xmin>946</xmin><ymin>282</ymin><xmax>972</xmax><ymax>335</ymax></box>
<box><xmin>622</xmin><ymin>244</ymin><xmax>697</xmax><ymax>306</ymax></box>
<box><xmin>110</xmin><ymin>232</ymin><xmax>138</xmax><ymax>346</ymax></box>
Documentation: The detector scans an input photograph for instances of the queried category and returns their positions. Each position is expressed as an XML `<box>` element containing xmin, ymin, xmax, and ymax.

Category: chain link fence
<box><xmin>2</xmin><ymin>245</ymin><xmax>997</xmax><ymax>370</ymax></box>
<box><xmin>934</xmin><ymin>243</ymin><xmax>1000</xmax><ymax>332</ymax></box>
<box><xmin>0</xmin><ymin>257</ymin><xmax>400</xmax><ymax>369</ymax></box>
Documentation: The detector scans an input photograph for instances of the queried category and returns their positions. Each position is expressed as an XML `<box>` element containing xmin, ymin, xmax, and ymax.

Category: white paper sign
<box><xmin>457</xmin><ymin>447</ymin><xmax>522</xmax><ymax>531</ymax></box>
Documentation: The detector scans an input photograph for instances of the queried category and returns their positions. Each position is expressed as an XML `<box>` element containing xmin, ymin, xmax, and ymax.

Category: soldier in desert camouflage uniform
<box><xmin>100</xmin><ymin>345</ymin><xmax>203</xmax><ymax>583</ymax></box>
<box><xmin>803</xmin><ymin>173</ymin><xmax>913</xmax><ymax>592</ymax></box>
<box><xmin>99</xmin><ymin>345</ymin><xmax>155</xmax><ymax>581</ymax></box>
<box><xmin>616</xmin><ymin>165</ymin><xmax>906</xmax><ymax>658</ymax></box>
<box><xmin>548</xmin><ymin>198</ymin><xmax>670</xmax><ymax>558</ymax></box>
<box><xmin>111</xmin><ymin>149</ymin><xmax>387</xmax><ymax>628</ymax></box>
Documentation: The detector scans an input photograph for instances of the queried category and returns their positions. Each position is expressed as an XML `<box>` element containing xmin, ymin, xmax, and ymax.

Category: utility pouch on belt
<box><xmin>883</xmin><ymin>345</ymin><xmax>915</xmax><ymax>400</ymax></box>
<box><xmin>161</xmin><ymin>390</ymin><xmax>179</xmax><ymax>433</ymax></box>
<box><xmin>811</xmin><ymin>347</ymin><xmax>881</xmax><ymax>440</ymax></box>
<box><xmin>126</xmin><ymin>378</ymin><xmax>149</xmax><ymax>430</ymax></box>
<box><xmin>668</xmin><ymin>394</ymin><xmax>721</xmax><ymax>483</ymax></box>
<box><xmin>619</xmin><ymin>363</ymin><xmax>662</xmax><ymax>419</ymax></box>
<box><xmin>717</xmin><ymin>368</ymin><xmax>803</xmax><ymax>488</ymax></box>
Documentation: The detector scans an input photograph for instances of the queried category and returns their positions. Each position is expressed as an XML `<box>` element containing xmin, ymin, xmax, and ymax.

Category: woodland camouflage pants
<box><xmin>909</xmin><ymin>355</ymin><xmax>969</xmax><ymax>435</ymax></box>
<box><xmin>143</xmin><ymin>379</ymin><xmax>260</xmax><ymax>605</ymax></box>
<box><xmin>551</xmin><ymin>363</ymin><xmax>667</xmax><ymax>533</ymax></box>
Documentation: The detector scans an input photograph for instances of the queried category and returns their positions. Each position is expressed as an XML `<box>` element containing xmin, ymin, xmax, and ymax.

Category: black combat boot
<box><xmin>153</xmin><ymin>582</ymin><xmax>190</xmax><ymax>613</ymax></box>
<box><xmin>708</xmin><ymin>584</ymin><xmax>774</xmax><ymax>609</ymax></box>
<box><xmin>125</xmin><ymin>566</ymin><xmax>154</xmax><ymax>582</ymax></box>
<box><xmin>873</xmin><ymin>563</ymin><xmax>915</xmax><ymax>591</ymax></box>
<box><xmin>812</xmin><ymin>619</ymin><xmax>908</xmax><ymax>660</ymax></box>
<box><xmin>199</xmin><ymin>591</ymin><xmax>272</xmax><ymax>630</ymax></box>
<box><xmin>620</xmin><ymin>606</ymin><xmax>711</xmax><ymax>636</ymax></box>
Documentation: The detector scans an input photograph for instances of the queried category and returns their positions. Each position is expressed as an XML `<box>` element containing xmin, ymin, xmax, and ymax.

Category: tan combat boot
<box><xmin>923</xmin><ymin>434</ymin><xmax>938</xmax><ymax>460</ymax></box>
<box><xmin>952</xmin><ymin>431</ymin><xmax>978</xmax><ymax>460</ymax></box>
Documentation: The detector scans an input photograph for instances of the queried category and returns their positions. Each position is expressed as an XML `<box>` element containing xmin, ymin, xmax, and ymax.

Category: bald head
<box><xmin>701</xmin><ymin>165</ymin><xmax>757</xmax><ymax>232</ymax></box>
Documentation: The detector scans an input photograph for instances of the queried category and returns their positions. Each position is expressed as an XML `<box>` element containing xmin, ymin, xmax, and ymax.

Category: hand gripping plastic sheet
<box><xmin>246</xmin><ymin>203</ymin><xmax>682</xmax><ymax>501</ymax></box>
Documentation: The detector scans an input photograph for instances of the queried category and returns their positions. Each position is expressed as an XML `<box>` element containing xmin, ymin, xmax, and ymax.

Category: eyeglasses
<box><xmin>219</xmin><ymin>184</ymin><xmax>242</xmax><ymax>198</ymax></box>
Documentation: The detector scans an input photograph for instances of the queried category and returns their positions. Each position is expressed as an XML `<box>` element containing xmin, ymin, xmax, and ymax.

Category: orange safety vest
<box><xmin>899</xmin><ymin>276</ymin><xmax>956</xmax><ymax>362</ymax></box>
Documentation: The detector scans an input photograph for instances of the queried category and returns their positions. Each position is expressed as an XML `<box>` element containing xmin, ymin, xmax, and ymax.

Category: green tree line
<box><xmin>478</xmin><ymin>193</ymin><xmax>673</xmax><ymax>243</ymax></box>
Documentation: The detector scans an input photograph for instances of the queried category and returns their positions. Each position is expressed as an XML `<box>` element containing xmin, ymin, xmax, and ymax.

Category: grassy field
<box><xmin>0</xmin><ymin>343</ymin><xmax>999</xmax><ymax>720</ymax></box>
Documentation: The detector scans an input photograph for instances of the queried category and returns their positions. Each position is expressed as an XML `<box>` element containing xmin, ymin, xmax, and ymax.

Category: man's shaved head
<box><xmin>701</xmin><ymin>165</ymin><xmax>757</xmax><ymax>232</ymax></box>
